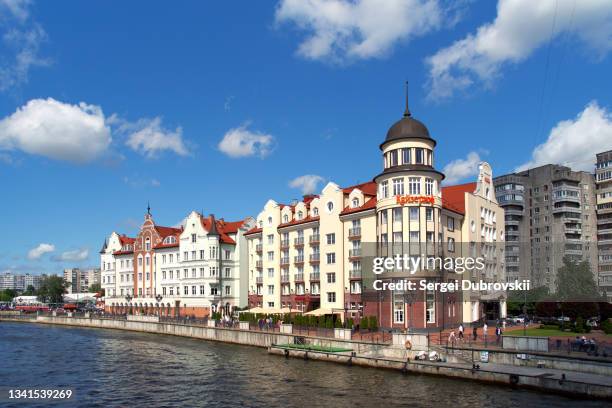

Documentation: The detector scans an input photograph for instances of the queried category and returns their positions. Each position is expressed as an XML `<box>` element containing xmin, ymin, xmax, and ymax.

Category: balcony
<box><xmin>553</xmin><ymin>204</ymin><xmax>581</xmax><ymax>214</ymax></box>
<box><xmin>255</xmin><ymin>260</ymin><xmax>263</xmax><ymax>270</ymax></box>
<box><xmin>281</xmin><ymin>274</ymin><xmax>290</xmax><ymax>283</ymax></box>
<box><xmin>348</xmin><ymin>227</ymin><xmax>361</xmax><ymax>240</ymax></box>
<box><xmin>309</xmin><ymin>253</ymin><xmax>320</xmax><ymax>264</ymax></box>
<box><xmin>349</xmin><ymin>248</ymin><xmax>362</xmax><ymax>259</ymax></box>
<box><xmin>280</xmin><ymin>257</ymin><xmax>290</xmax><ymax>266</ymax></box>
<box><xmin>294</xmin><ymin>237</ymin><xmax>305</xmax><ymax>247</ymax></box>
<box><xmin>280</xmin><ymin>240</ymin><xmax>290</xmax><ymax>249</ymax></box>
<box><xmin>349</xmin><ymin>269</ymin><xmax>362</xmax><ymax>279</ymax></box>
<box><xmin>294</xmin><ymin>274</ymin><xmax>304</xmax><ymax>282</ymax></box>
<box><xmin>255</xmin><ymin>244</ymin><xmax>262</xmax><ymax>253</ymax></box>
<box><xmin>309</xmin><ymin>272</ymin><xmax>320</xmax><ymax>281</ymax></box>
<box><xmin>256</xmin><ymin>277</ymin><xmax>263</xmax><ymax>284</ymax></box>
<box><xmin>309</xmin><ymin>234</ymin><xmax>320</xmax><ymax>245</ymax></box>
<box><xmin>294</xmin><ymin>255</ymin><xmax>305</xmax><ymax>265</ymax></box>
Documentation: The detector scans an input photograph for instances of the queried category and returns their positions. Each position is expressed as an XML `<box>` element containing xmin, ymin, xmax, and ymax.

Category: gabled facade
<box><xmin>102</xmin><ymin>209</ymin><xmax>255</xmax><ymax>317</ymax></box>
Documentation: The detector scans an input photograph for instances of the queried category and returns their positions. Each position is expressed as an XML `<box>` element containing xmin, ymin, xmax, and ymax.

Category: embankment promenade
<box><xmin>2</xmin><ymin>314</ymin><xmax>611</xmax><ymax>400</ymax></box>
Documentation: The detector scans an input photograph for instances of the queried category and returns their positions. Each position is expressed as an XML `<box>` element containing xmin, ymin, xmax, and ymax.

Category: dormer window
<box><xmin>297</xmin><ymin>211</ymin><xmax>303</xmax><ymax>220</ymax></box>
<box><xmin>352</xmin><ymin>198</ymin><xmax>359</xmax><ymax>208</ymax></box>
<box><xmin>283</xmin><ymin>214</ymin><xmax>288</xmax><ymax>223</ymax></box>
<box><xmin>258</xmin><ymin>220</ymin><xmax>263</xmax><ymax>228</ymax></box>
<box><xmin>164</xmin><ymin>236</ymin><xmax>176</xmax><ymax>245</ymax></box>
<box><xmin>313</xmin><ymin>207</ymin><xmax>319</xmax><ymax>216</ymax></box>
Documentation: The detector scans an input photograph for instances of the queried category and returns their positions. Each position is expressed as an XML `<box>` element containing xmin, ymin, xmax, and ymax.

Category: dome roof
<box><xmin>382</xmin><ymin>112</ymin><xmax>435</xmax><ymax>148</ymax></box>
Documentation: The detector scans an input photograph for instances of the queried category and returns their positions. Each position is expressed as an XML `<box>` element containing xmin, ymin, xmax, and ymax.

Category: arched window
<box><xmin>297</xmin><ymin>211</ymin><xmax>303</xmax><ymax>219</ymax></box>
<box><xmin>352</xmin><ymin>198</ymin><xmax>359</xmax><ymax>208</ymax></box>
<box><xmin>327</xmin><ymin>201</ymin><xmax>334</xmax><ymax>212</ymax></box>
<box><xmin>313</xmin><ymin>207</ymin><xmax>319</xmax><ymax>216</ymax></box>
<box><xmin>283</xmin><ymin>214</ymin><xmax>288</xmax><ymax>223</ymax></box>
<box><xmin>163</xmin><ymin>236</ymin><xmax>175</xmax><ymax>244</ymax></box>
<box><xmin>145</xmin><ymin>238</ymin><xmax>151</xmax><ymax>251</ymax></box>
<box><xmin>267</xmin><ymin>216</ymin><xmax>272</xmax><ymax>226</ymax></box>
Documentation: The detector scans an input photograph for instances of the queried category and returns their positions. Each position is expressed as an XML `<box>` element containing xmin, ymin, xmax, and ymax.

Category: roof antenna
<box><xmin>404</xmin><ymin>80</ymin><xmax>411</xmax><ymax>117</ymax></box>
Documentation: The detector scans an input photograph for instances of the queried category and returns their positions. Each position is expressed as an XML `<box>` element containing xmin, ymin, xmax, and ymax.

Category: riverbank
<box><xmin>2</xmin><ymin>315</ymin><xmax>611</xmax><ymax>400</ymax></box>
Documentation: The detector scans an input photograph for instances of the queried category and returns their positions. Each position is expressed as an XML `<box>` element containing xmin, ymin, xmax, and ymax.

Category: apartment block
<box><xmin>494</xmin><ymin>165</ymin><xmax>598</xmax><ymax>293</ymax></box>
<box><xmin>596</xmin><ymin>150</ymin><xmax>612</xmax><ymax>301</ymax></box>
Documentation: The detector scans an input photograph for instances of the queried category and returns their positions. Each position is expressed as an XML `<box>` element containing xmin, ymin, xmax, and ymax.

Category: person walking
<box><xmin>448</xmin><ymin>329</ymin><xmax>457</xmax><ymax>348</ymax></box>
<box><xmin>472</xmin><ymin>326</ymin><xmax>478</xmax><ymax>342</ymax></box>
<box><xmin>495</xmin><ymin>325</ymin><xmax>502</xmax><ymax>345</ymax></box>
<box><xmin>483</xmin><ymin>323</ymin><xmax>488</xmax><ymax>344</ymax></box>
<box><xmin>458</xmin><ymin>323</ymin><xmax>464</xmax><ymax>341</ymax></box>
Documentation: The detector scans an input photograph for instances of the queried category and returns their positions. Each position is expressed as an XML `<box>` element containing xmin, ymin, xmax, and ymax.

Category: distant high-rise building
<box><xmin>494</xmin><ymin>164</ymin><xmax>598</xmax><ymax>293</ymax></box>
<box><xmin>63</xmin><ymin>268</ymin><xmax>101</xmax><ymax>293</ymax></box>
<box><xmin>0</xmin><ymin>272</ymin><xmax>45</xmax><ymax>291</ymax></box>
<box><xmin>595</xmin><ymin>150</ymin><xmax>612</xmax><ymax>301</ymax></box>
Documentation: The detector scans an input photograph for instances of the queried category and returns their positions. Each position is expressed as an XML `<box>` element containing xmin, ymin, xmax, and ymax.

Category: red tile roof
<box><xmin>245</xmin><ymin>227</ymin><xmax>263</xmax><ymax>236</ymax></box>
<box><xmin>200</xmin><ymin>215</ymin><xmax>238</xmax><ymax>244</ymax></box>
<box><xmin>441</xmin><ymin>182</ymin><xmax>476</xmax><ymax>215</ymax></box>
<box><xmin>154</xmin><ymin>226</ymin><xmax>182</xmax><ymax>238</ymax></box>
<box><xmin>340</xmin><ymin>197</ymin><xmax>377</xmax><ymax>215</ymax></box>
<box><xmin>278</xmin><ymin>216</ymin><xmax>320</xmax><ymax>229</ymax></box>
<box><xmin>217</xmin><ymin>219</ymin><xmax>246</xmax><ymax>234</ymax></box>
<box><xmin>118</xmin><ymin>235</ymin><xmax>135</xmax><ymax>245</ymax></box>
<box><xmin>342</xmin><ymin>181</ymin><xmax>377</xmax><ymax>196</ymax></box>
<box><xmin>113</xmin><ymin>250</ymin><xmax>134</xmax><ymax>255</ymax></box>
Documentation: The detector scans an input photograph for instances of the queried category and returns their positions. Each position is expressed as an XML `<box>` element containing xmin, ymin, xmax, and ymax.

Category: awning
<box><xmin>246</xmin><ymin>307</ymin><xmax>265</xmax><ymax>313</ymax></box>
<box><xmin>304</xmin><ymin>308</ymin><xmax>341</xmax><ymax>316</ymax></box>
<box><xmin>280</xmin><ymin>307</ymin><xmax>302</xmax><ymax>314</ymax></box>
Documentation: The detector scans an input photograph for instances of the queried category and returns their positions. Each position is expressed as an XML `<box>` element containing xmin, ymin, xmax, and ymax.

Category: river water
<box><xmin>0</xmin><ymin>322</ymin><xmax>605</xmax><ymax>407</ymax></box>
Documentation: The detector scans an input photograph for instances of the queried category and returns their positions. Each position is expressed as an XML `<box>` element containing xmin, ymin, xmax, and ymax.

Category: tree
<box><xmin>37</xmin><ymin>276</ymin><xmax>69</xmax><ymax>304</ymax></box>
<box><xmin>88</xmin><ymin>283</ymin><xmax>101</xmax><ymax>293</ymax></box>
<box><xmin>556</xmin><ymin>257</ymin><xmax>602</xmax><ymax>302</ymax></box>
<box><xmin>23</xmin><ymin>285</ymin><xmax>36</xmax><ymax>296</ymax></box>
<box><xmin>0</xmin><ymin>289</ymin><xmax>17</xmax><ymax>302</ymax></box>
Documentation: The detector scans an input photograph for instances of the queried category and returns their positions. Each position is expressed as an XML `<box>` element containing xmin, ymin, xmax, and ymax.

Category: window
<box><xmin>394</xmin><ymin>301</ymin><xmax>404</xmax><ymax>324</ymax></box>
<box><xmin>352</xmin><ymin>197</ymin><xmax>359</xmax><ymax>208</ymax></box>
<box><xmin>267</xmin><ymin>268</ymin><xmax>274</xmax><ymax>278</ymax></box>
<box><xmin>426</xmin><ymin>288</ymin><xmax>435</xmax><ymax>323</ymax></box>
<box><xmin>191</xmin><ymin>233</ymin><xmax>196</xmax><ymax>243</ymax></box>
<box><xmin>184</xmin><ymin>286</ymin><xmax>188</xmax><ymax>295</ymax></box>
<box><xmin>408</xmin><ymin>177</ymin><xmax>420</xmax><ymax>195</ymax></box>
<box><xmin>381</xmin><ymin>181</ymin><xmax>389</xmax><ymax>199</ymax></box>
<box><xmin>162</xmin><ymin>255</ymin><xmax>166</xmax><ymax>264</ymax></box>
<box><xmin>200</xmin><ymin>250</ymin><xmax>205</xmax><ymax>260</ymax></box>
<box><xmin>392</xmin><ymin>178</ymin><xmax>404</xmax><ymax>196</ymax></box>
<box><xmin>267</xmin><ymin>251</ymin><xmax>274</xmax><ymax>261</ymax></box>
<box><xmin>447</xmin><ymin>217</ymin><xmax>455</xmax><ymax>231</ymax></box>
<box><xmin>447</xmin><ymin>237</ymin><xmax>455</xmax><ymax>252</ymax></box>
<box><xmin>390</xmin><ymin>149</ymin><xmax>398</xmax><ymax>166</ymax></box>
<box><xmin>192</xmin><ymin>268</ymin><xmax>196</xmax><ymax>278</ymax></box>
<box><xmin>145</xmin><ymin>255</ymin><xmax>150</xmax><ymax>266</ymax></box>
<box><xmin>225</xmin><ymin>286</ymin><xmax>231</xmax><ymax>295</ymax></box>
<box><xmin>327</xmin><ymin>292</ymin><xmax>336</xmax><ymax>303</ymax></box>
<box><xmin>184</xmin><ymin>269</ymin><xmax>188</xmax><ymax>278</ymax></box>
<box><xmin>327</xmin><ymin>272</ymin><xmax>336</xmax><ymax>283</ymax></box>
<box><xmin>192</xmin><ymin>285</ymin><xmax>196</xmax><ymax>295</ymax></box>
<box><xmin>184</xmin><ymin>251</ymin><xmax>188</xmax><ymax>261</ymax></box>
<box><xmin>210</xmin><ymin>286</ymin><xmax>218</xmax><ymax>295</ymax></box>
<box><xmin>267</xmin><ymin>234</ymin><xmax>274</xmax><ymax>245</ymax></box>
<box><xmin>410</xmin><ymin>231</ymin><xmax>419</xmax><ymax>242</ymax></box>
<box><xmin>393</xmin><ymin>207</ymin><xmax>402</xmax><ymax>223</ymax></box>
<box><xmin>224</xmin><ymin>250</ymin><xmax>231</xmax><ymax>260</ymax></box>
<box><xmin>145</xmin><ymin>238</ymin><xmax>151</xmax><ymax>251</ymax></box>
<box><xmin>297</xmin><ymin>210</ymin><xmax>303</xmax><ymax>219</ymax></box>
<box><xmin>283</xmin><ymin>214</ymin><xmax>288</xmax><ymax>223</ymax></box>
<box><xmin>415</xmin><ymin>148</ymin><xmax>424</xmax><ymax>164</ymax></box>
<box><xmin>267</xmin><ymin>285</ymin><xmax>274</xmax><ymax>295</ymax></box>
<box><xmin>191</xmin><ymin>250</ymin><xmax>196</xmax><ymax>260</ymax></box>
<box><xmin>267</xmin><ymin>216</ymin><xmax>272</xmax><ymax>225</ymax></box>
<box><xmin>326</xmin><ymin>233</ymin><xmax>335</xmax><ymax>245</ymax></box>
<box><xmin>425</xmin><ymin>178</ymin><xmax>434</xmax><ymax>195</ymax></box>
<box><xmin>138</xmin><ymin>256</ymin><xmax>142</xmax><ymax>266</ymax></box>
<box><xmin>380</xmin><ymin>210</ymin><xmax>388</xmax><ymax>225</ymax></box>
<box><xmin>393</xmin><ymin>231</ymin><xmax>402</xmax><ymax>243</ymax></box>
<box><xmin>200</xmin><ymin>268</ymin><xmax>205</xmax><ymax>277</ymax></box>
<box><xmin>313</xmin><ymin>207</ymin><xmax>319</xmax><ymax>216</ymax></box>
<box><xmin>200</xmin><ymin>285</ymin><xmax>205</xmax><ymax>295</ymax></box>
<box><xmin>410</xmin><ymin>207</ymin><xmax>419</xmax><ymax>221</ymax></box>
<box><xmin>402</xmin><ymin>148</ymin><xmax>411</xmax><ymax>164</ymax></box>
<box><xmin>326</xmin><ymin>253</ymin><xmax>336</xmax><ymax>264</ymax></box>
<box><xmin>426</xmin><ymin>208</ymin><xmax>433</xmax><ymax>221</ymax></box>
<box><xmin>327</xmin><ymin>201</ymin><xmax>334</xmax><ymax>212</ymax></box>
<box><xmin>224</xmin><ymin>267</ymin><xmax>231</xmax><ymax>278</ymax></box>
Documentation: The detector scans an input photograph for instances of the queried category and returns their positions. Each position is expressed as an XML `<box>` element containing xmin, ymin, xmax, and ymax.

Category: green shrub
<box><xmin>602</xmin><ymin>319</ymin><xmax>612</xmax><ymax>334</ymax></box>
<box><xmin>361</xmin><ymin>316</ymin><xmax>369</xmax><ymax>331</ymax></box>
<box><xmin>369</xmin><ymin>316</ymin><xmax>378</xmax><ymax>331</ymax></box>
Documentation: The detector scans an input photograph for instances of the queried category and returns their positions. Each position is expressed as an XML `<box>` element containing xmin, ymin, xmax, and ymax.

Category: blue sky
<box><xmin>1</xmin><ymin>0</ymin><xmax>611</xmax><ymax>275</ymax></box>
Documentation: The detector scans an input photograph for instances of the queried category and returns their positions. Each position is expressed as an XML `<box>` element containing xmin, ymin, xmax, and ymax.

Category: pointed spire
<box><xmin>99</xmin><ymin>238</ymin><xmax>108</xmax><ymax>254</ymax></box>
<box><xmin>147</xmin><ymin>201</ymin><xmax>151</xmax><ymax>215</ymax></box>
<box><xmin>403</xmin><ymin>81</ymin><xmax>411</xmax><ymax>117</ymax></box>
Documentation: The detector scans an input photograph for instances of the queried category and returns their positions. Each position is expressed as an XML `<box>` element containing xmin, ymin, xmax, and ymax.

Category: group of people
<box><xmin>572</xmin><ymin>336</ymin><xmax>598</xmax><ymax>354</ymax></box>
<box><xmin>448</xmin><ymin>322</ymin><xmax>504</xmax><ymax>346</ymax></box>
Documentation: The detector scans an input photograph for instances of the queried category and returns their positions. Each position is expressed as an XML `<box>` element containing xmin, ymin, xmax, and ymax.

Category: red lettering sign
<box><xmin>394</xmin><ymin>195</ymin><xmax>435</xmax><ymax>205</ymax></box>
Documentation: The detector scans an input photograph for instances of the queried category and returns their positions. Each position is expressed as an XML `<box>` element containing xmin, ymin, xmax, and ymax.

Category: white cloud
<box><xmin>53</xmin><ymin>248</ymin><xmax>89</xmax><ymax>262</ymax></box>
<box><xmin>442</xmin><ymin>151</ymin><xmax>481</xmax><ymax>184</ymax></box>
<box><xmin>275</xmin><ymin>0</ymin><xmax>445</xmax><ymax>62</ymax></box>
<box><xmin>517</xmin><ymin>101</ymin><xmax>612</xmax><ymax>172</ymax></box>
<box><xmin>0</xmin><ymin>0</ymin><xmax>49</xmax><ymax>91</ymax></box>
<box><xmin>218</xmin><ymin>124</ymin><xmax>275</xmax><ymax>158</ymax></box>
<box><xmin>123</xmin><ymin>117</ymin><xmax>188</xmax><ymax>158</ymax></box>
<box><xmin>27</xmin><ymin>243</ymin><xmax>54</xmax><ymax>260</ymax></box>
<box><xmin>289</xmin><ymin>174</ymin><xmax>325</xmax><ymax>194</ymax></box>
<box><xmin>426</xmin><ymin>0</ymin><xmax>612</xmax><ymax>100</ymax></box>
<box><xmin>0</xmin><ymin>98</ymin><xmax>112</xmax><ymax>163</ymax></box>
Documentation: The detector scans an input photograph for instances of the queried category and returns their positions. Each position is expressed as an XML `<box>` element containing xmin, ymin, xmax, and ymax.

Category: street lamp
<box><xmin>155</xmin><ymin>294</ymin><xmax>163</xmax><ymax>316</ymax></box>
